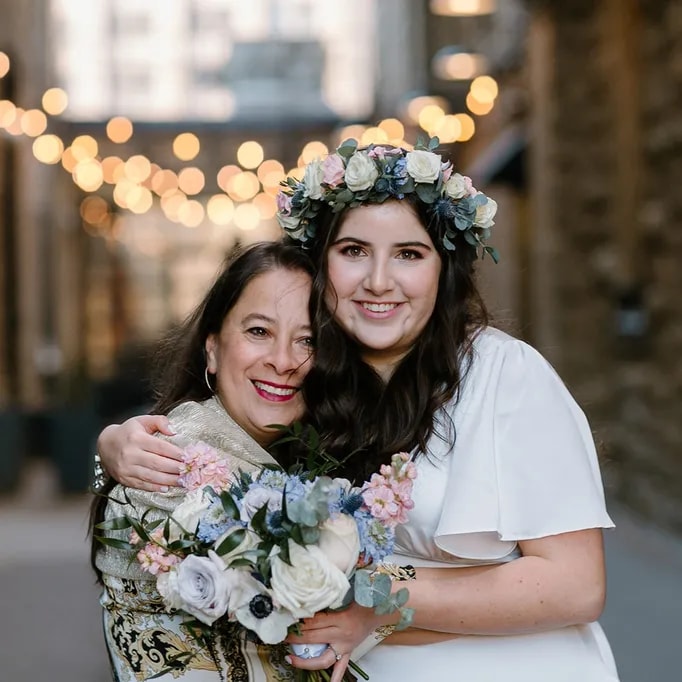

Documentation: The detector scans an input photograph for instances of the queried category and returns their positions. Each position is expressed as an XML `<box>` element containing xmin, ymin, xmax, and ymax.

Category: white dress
<box><xmin>358</xmin><ymin>327</ymin><xmax>620</xmax><ymax>682</ymax></box>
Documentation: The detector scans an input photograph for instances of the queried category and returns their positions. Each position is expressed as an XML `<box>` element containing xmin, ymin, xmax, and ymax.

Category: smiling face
<box><xmin>325</xmin><ymin>201</ymin><xmax>442</xmax><ymax>378</ymax></box>
<box><xmin>205</xmin><ymin>268</ymin><xmax>313</xmax><ymax>446</ymax></box>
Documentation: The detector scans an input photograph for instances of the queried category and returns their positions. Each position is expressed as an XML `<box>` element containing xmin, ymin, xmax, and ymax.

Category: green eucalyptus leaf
<box><xmin>95</xmin><ymin>516</ymin><xmax>133</xmax><ymax>531</ymax></box>
<box><xmin>215</xmin><ymin>527</ymin><xmax>247</xmax><ymax>556</ymax></box>
<box><xmin>353</xmin><ymin>570</ymin><xmax>374</xmax><ymax>607</ymax></box>
<box><xmin>95</xmin><ymin>537</ymin><xmax>134</xmax><ymax>550</ymax></box>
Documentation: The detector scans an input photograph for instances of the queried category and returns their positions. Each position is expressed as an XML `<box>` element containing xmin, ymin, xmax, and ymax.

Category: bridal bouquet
<box><xmin>96</xmin><ymin>440</ymin><xmax>416</xmax><ymax>680</ymax></box>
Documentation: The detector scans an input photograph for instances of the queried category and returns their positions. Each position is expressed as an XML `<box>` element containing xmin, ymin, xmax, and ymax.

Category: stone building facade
<box><xmin>524</xmin><ymin>0</ymin><xmax>682</xmax><ymax>531</ymax></box>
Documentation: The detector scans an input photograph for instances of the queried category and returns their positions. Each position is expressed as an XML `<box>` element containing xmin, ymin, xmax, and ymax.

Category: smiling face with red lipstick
<box><xmin>325</xmin><ymin>201</ymin><xmax>441</xmax><ymax>379</ymax></box>
<box><xmin>205</xmin><ymin>267</ymin><xmax>313</xmax><ymax>447</ymax></box>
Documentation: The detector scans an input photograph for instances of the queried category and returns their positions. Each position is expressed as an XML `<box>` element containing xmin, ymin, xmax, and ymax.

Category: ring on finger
<box><xmin>329</xmin><ymin>645</ymin><xmax>343</xmax><ymax>662</ymax></box>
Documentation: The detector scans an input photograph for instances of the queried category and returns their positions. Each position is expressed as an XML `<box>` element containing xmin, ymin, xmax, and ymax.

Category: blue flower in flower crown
<box><xmin>276</xmin><ymin>136</ymin><xmax>500</xmax><ymax>263</ymax></box>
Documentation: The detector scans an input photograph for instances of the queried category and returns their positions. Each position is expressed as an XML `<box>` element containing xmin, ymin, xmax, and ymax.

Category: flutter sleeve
<box><xmin>433</xmin><ymin>332</ymin><xmax>614</xmax><ymax>561</ymax></box>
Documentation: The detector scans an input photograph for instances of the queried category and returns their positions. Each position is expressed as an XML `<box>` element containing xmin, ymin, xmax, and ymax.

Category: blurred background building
<box><xmin>2</xmin><ymin>0</ymin><xmax>681</xmax><ymax>529</ymax></box>
<box><xmin>2</xmin><ymin>1</ymin><xmax>682</xmax><ymax>681</ymax></box>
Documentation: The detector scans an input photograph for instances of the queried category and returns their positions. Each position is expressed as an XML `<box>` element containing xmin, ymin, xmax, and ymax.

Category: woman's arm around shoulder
<box><xmin>98</xmin><ymin>415</ymin><xmax>183</xmax><ymax>492</ymax></box>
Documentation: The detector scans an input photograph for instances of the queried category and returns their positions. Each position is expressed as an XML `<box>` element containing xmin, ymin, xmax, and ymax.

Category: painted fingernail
<box><xmin>284</xmin><ymin>656</ymin><xmax>292</xmax><ymax>665</ymax></box>
<box><xmin>160</xmin><ymin>486</ymin><xmax>169</xmax><ymax>493</ymax></box>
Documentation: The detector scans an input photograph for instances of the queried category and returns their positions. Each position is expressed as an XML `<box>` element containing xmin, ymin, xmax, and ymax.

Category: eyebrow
<box><xmin>241</xmin><ymin>313</ymin><xmax>312</xmax><ymax>332</ymax></box>
<box><xmin>332</xmin><ymin>236</ymin><xmax>433</xmax><ymax>250</ymax></box>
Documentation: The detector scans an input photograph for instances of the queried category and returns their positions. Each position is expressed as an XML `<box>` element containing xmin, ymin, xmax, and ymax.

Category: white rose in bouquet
<box><xmin>240</xmin><ymin>485</ymin><xmax>282</xmax><ymax>523</ymax></box>
<box><xmin>318</xmin><ymin>514</ymin><xmax>361</xmax><ymax>577</ymax></box>
<box><xmin>270</xmin><ymin>540</ymin><xmax>350</xmax><ymax>618</ymax></box>
<box><xmin>157</xmin><ymin>551</ymin><xmax>237</xmax><ymax>625</ymax></box>
<box><xmin>170</xmin><ymin>488</ymin><xmax>212</xmax><ymax>540</ymax></box>
<box><xmin>344</xmin><ymin>152</ymin><xmax>379</xmax><ymax>192</ymax></box>
<box><xmin>406</xmin><ymin>150</ymin><xmax>442</xmax><ymax>183</ymax></box>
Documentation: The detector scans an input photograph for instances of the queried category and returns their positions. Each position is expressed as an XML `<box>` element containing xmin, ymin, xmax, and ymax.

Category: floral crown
<box><xmin>276</xmin><ymin>136</ymin><xmax>499</xmax><ymax>262</ymax></box>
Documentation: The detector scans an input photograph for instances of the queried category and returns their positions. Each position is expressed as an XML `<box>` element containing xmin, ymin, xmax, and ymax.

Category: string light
<box><xmin>1</xmin><ymin>76</ymin><xmax>487</xmax><ymax>240</ymax></box>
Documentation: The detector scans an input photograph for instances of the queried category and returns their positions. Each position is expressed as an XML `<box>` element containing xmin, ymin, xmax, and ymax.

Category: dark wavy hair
<box><xmin>297</xmin><ymin>195</ymin><xmax>489</xmax><ymax>482</ymax></box>
<box><xmin>90</xmin><ymin>241</ymin><xmax>315</xmax><ymax>580</ymax></box>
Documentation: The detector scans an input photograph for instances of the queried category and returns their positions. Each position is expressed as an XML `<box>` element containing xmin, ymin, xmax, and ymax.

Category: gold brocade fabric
<box><xmin>96</xmin><ymin>396</ymin><xmax>278</xmax><ymax>581</ymax></box>
<box><xmin>96</xmin><ymin>397</ymin><xmax>295</xmax><ymax>681</ymax></box>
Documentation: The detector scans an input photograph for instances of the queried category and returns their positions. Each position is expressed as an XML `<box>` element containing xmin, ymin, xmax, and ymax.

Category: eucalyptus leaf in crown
<box><xmin>277</xmin><ymin>136</ymin><xmax>499</xmax><ymax>262</ymax></box>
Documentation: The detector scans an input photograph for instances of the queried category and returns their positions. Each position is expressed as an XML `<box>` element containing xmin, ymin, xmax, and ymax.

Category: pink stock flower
<box><xmin>276</xmin><ymin>191</ymin><xmax>293</xmax><ymax>216</ymax></box>
<box><xmin>137</xmin><ymin>543</ymin><xmax>181</xmax><ymax>575</ymax></box>
<box><xmin>178</xmin><ymin>441</ymin><xmax>231</xmax><ymax>493</ymax></box>
<box><xmin>362</xmin><ymin>486</ymin><xmax>401</xmax><ymax>526</ymax></box>
<box><xmin>321</xmin><ymin>154</ymin><xmax>345</xmax><ymax>188</ymax></box>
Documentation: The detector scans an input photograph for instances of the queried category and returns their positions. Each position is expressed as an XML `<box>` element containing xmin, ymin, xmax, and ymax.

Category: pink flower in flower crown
<box><xmin>441</xmin><ymin>162</ymin><xmax>453</xmax><ymax>183</ymax></box>
<box><xmin>276</xmin><ymin>191</ymin><xmax>293</xmax><ymax>216</ymax></box>
<box><xmin>178</xmin><ymin>441</ymin><xmax>232</xmax><ymax>493</ymax></box>
<box><xmin>321</xmin><ymin>154</ymin><xmax>345</xmax><ymax>188</ymax></box>
<box><xmin>390</xmin><ymin>479</ymin><xmax>415</xmax><ymax>509</ymax></box>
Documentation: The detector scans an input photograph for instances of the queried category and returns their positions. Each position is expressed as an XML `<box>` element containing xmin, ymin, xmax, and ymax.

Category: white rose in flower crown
<box><xmin>303</xmin><ymin>159</ymin><xmax>324</xmax><ymax>200</ymax></box>
<box><xmin>406</xmin><ymin>149</ymin><xmax>442</xmax><ymax>183</ymax></box>
<box><xmin>317</xmin><ymin>514</ymin><xmax>361</xmax><ymax>577</ymax></box>
<box><xmin>270</xmin><ymin>540</ymin><xmax>350</xmax><ymax>618</ymax></box>
<box><xmin>240</xmin><ymin>485</ymin><xmax>283</xmax><ymax>523</ymax></box>
<box><xmin>344</xmin><ymin>152</ymin><xmax>379</xmax><ymax>192</ymax></box>
<box><xmin>474</xmin><ymin>196</ymin><xmax>498</xmax><ymax>229</ymax></box>
<box><xmin>157</xmin><ymin>552</ymin><xmax>238</xmax><ymax>625</ymax></box>
<box><xmin>445</xmin><ymin>173</ymin><xmax>475</xmax><ymax>200</ymax></box>
<box><xmin>277</xmin><ymin>213</ymin><xmax>305</xmax><ymax>239</ymax></box>
<box><xmin>170</xmin><ymin>488</ymin><xmax>212</xmax><ymax>540</ymax></box>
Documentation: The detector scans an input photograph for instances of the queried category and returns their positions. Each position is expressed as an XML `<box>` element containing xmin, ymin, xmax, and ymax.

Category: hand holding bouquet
<box><xmin>96</xmin><ymin>441</ymin><xmax>417</xmax><ymax>680</ymax></box>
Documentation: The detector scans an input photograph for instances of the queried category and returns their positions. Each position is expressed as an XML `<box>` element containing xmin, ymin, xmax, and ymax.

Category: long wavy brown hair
<box><xmin>296</xmin><ymin>195</ymin><xmax>489</xmax><ymax>482</ymax></box>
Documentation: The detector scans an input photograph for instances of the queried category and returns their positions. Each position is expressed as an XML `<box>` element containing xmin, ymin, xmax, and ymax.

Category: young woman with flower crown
<box><xmin>96</xmin><ymin>139</ymin><xmax>620</xmax><ymax>682</ymax></box>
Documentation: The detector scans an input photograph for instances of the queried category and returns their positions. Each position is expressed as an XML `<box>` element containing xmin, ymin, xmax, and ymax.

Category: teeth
<box><xmin>254</xmin><ymin>381</ymin><xmax>296</xmax><ymax>396</ymax></box>
<box><xmin>361</xmin><ymin>302</ymin><xmax>397</xmax><ymax>313</ymax></box>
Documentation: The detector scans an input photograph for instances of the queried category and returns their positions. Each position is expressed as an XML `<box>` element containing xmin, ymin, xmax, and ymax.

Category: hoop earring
<box><xmin>204</xmin><ymin>367</ymin><xmax>215</xmax><ymax>393</ymax></box>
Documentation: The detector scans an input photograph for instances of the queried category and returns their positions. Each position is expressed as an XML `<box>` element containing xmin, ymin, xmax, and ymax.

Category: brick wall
<box><xmin>528</xmin><ymin>0</ymin><xmax>682</xmax><ymax>531</ymax></box>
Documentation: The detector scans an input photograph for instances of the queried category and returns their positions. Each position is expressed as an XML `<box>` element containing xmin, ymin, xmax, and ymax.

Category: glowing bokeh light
<box><xmin>217</xmin><ymin>164</ymin><xmax>241</xmax><ymax>192</ymax></box>
<box><xmin>431</xmin><ymin>115</ymin><xmax>462</xmax><ymax>144</ymax></box>
<box><xmin>80</xmin><ymin>196</ymin><xmax>109</xmax><ymax>225</ymax></box>
<box><xmin>470</xmin><ymin>75</ymin><xmax>499</xmax><ymax>104</ymax></box>
<box><xmin>418</xmin><ymin>104</ymin><xmax>446</xmax><ymax>134</ymax></box>
<box><xmin>360</xmin><ymin>127</ymin><xmax>389</xmax><ymax>146</ymax></box>
<box><xmin>300</xmin><ymin>141</ymin><xmax>329</xmax><ymax>165</ymax></box>
<box><xmin>0</xmin><ymin>100</ymin><xmax>16</xmax><ymax>127</ymax></box>
<box><xmin>5</xmin><ymin>107</ymin><xmax>24</xmax><ymax>135</ymax></box>
<box><xmin>71</xmin><ymin>135</ymin><xmax>98</xmax><ymax>161</ymax></box>
<box><xmin>0</xmin><ymin>52</ymin><xmax>9</xmax><ymax>78</ymax></box>
<box><xmin>106</xmin><ymin>116</ymin><xmax>134</xmax><ymax>143</ymax></box>
<box><xmin>430</xmin><ymin>0</ymin><xmax>496</xmax><ymax>16</ymax></box>
<box><xmin>61</xmin><ymin>147</ymin><xmax>78</xmax><ymax>173</ymax></box>
<box><xmin>455</xmin><ymin>113</ymin><xmax>476</xmax><ymax>141</ymax></box>
<box><xmin>237</xmin><ymin>140</ymin><xmax>265</xmax><ymax>169</ymax></box>
<box><xmin>378</xmin><ymin>118</ymin><xmax>405</xmax><ymax>143</ymax></box>
<box><xmin>127</xmin><ymin>186</ymin><xmax>154</xmax><ymax>214</ymax></box>
<box><xmin>227</xmin><ymin>171</ymin><xmax>260</xmax><ymax>202</ymax></box>
<box><xmin>124</xmin><ymin>155</ymin><xmax>152</xmax><ymax>183</ymax></box>
<box><xmin>466</xmin><ymin>92</ymin><xmax>495</xmax><ymax>116</ymax></box>
<box><xmin>405</xmin><ymin>95</ymin><xmax>449</xmax><ymax>124</ymax></box>
<box><xmin>173</xmin><ymin>132</ymin><xmax>201</xmax><ymax>161</ymax></box>
<box><xmin>73</xmin><ymin>159</ymin><xmax>104</xmax><ymax>192</ymax></box>
<box><xmin>151</xmin><ymin>169</ymin><xmax>179</xmax><ymax>196</ymax></box>
<box><xmin>177</xmin><ymin>167</ymin><xmax>206</xmax><ymax>195</ymax></box>
<box><xmin>234</xmin><ymin>203</ymin><xmax>261</xmax><ymax>231</ymax></box>
<box><xmin>178</xmin><ymin>200</ymin><xmax>205</xmax><ymax>227</ymax></box>
<box><xmin>32</xmin><ymin>134</ymin><xmax>64</xmax><ymax>164</ymax></box>
<box><xmin>207</xmin><ymin>194</ymin><xmax>235</xmax><ymax>225</ymax></box>
<box><xmin>42</xmin><ymin>88</ymin><xmax>69</xmax><ymax>115</ymax></box>
<box><xmin>20</xmin><ymin>109</ymin><xmax>48</xmax><ymax>137</ymax></box>
<box><xmin>253</xmin><ymin>192</ymin><xmax>277</xmax><ymax>220</ymax></box>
